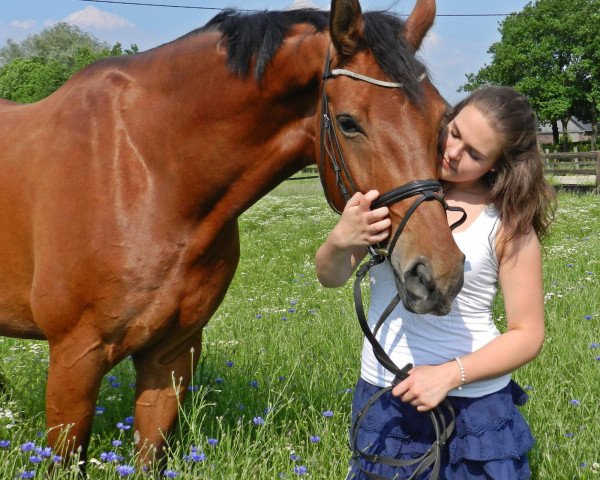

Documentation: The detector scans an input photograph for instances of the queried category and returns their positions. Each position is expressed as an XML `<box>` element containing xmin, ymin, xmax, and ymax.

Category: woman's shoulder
<box><xmin>496</xmin><ymin>224</ymin><xmax>540</xmax><ymax>266</ymax></box>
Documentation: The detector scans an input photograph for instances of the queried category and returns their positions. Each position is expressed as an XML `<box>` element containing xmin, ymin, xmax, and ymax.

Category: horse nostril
<box><xmin>415</xmin><ymin>263</ymin><xmax>432</xmax><ymax>284</ymax></box>
<box><xmin>404</xmin><ymin>259</ymin><xmax>434</xmax><ymax>301</ymax></box>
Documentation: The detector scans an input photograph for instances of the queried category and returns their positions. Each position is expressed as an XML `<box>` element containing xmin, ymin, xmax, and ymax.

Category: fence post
<box><xmin>596</xmin><ymin>151</ymin><xmax>600</xmax><ymax>189</ymax></box>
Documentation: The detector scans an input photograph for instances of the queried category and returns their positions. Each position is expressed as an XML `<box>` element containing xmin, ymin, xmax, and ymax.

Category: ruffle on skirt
<box><xmin>347</xmin><ymin>378</ymin><xmax>534</xmax><ymax>480</ymax></box>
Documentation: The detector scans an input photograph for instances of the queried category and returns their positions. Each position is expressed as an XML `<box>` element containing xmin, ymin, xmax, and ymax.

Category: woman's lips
<box><xmin>439</xmin><ymin>157</ymin><xmax>453</xmax><ymax>171</ymax></box>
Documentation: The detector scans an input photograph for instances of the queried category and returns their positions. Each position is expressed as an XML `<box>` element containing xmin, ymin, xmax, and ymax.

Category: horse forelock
<box><xmin>363</xmin><ymin>12</ymin><xmax>427</xmax><ymax>103</ymax></box>
<box><xmin>189</xmin><ymin>8</ymin><xmax>426</xmax><ymax>99</ymax></box>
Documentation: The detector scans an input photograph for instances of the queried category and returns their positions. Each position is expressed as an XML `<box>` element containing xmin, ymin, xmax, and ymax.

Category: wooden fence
<box><xmin>543</xmin><ymin>151</ymin><xmax>599</xmax><ymax>189</ymax></box>
<box><xmin>289</xmin><ymin>155</ymin><xmax>600</xmax><ymax>190</ymax></box>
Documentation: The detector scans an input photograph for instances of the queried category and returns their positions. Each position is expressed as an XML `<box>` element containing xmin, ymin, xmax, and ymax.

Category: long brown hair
<box><xmin>445</xmin><ymin>86</ymin><xmax>556</xmax><ymax>242</ymax></box>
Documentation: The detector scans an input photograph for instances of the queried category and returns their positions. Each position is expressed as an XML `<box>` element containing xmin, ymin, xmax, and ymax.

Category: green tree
<box><xmin>0</xmin><ymin>23</ymin><xmax>138</xmax><ymax>103</ymax></box>
<box><xmin>461</xmin><ymin>0</ymin><xmax>599</xmax><ymax>150</ymax></box>
<box><xmin>0</xmin><ymin>57</ymin><xmax>68</xmax><ymax>102</ymax></box>
<box><xmin>0</xmin><ymin>22</ymin><xmax>109</xmax><ymax>67</ymax></box>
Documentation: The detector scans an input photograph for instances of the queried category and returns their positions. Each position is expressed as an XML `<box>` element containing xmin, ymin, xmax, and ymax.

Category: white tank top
<box><xmin>360</xmin><ymin>205</ymin><xmax>511</xmax><ymax>397</ymax></box>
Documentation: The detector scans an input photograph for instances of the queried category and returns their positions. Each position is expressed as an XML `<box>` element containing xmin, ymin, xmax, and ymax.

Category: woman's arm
<box><xmin>315</xmin><ymin>190</ymin><xmax>390</xmax><ymax>287</ymax></box>
<box><xmin>392</xmin><ymin>228</ymin><xmax>545</xmax><ymax>411</ymax></box>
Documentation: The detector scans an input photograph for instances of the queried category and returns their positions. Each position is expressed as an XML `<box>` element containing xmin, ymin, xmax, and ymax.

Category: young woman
<box><xmin>315</xmin><ymin>86</ymin><xmax>556</xmax><ymax>479</ymax></box>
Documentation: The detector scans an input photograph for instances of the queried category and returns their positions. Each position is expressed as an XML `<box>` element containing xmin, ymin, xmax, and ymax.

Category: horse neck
<box><xmin>130</xmin><ymin>30</ymin><xmax>328</xmax><ymax>221</ymax></box>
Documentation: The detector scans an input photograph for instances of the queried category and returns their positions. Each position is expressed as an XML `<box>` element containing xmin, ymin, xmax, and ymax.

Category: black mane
<box><xmin>196</xmin><ymin>8</ymin><xmax>426</xmax><ymax>100</ymax></box>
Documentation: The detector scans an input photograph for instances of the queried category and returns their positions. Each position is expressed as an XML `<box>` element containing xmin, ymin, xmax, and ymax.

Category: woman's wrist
<box><xmin>442</xmin><ymin>357</ymin><xmax>466</xmax><ymax>391</ymax></box>
<box><xmin>453</xmin><ymin>357</ymin><xmax>466</xmax><ymax>390</ymax></box>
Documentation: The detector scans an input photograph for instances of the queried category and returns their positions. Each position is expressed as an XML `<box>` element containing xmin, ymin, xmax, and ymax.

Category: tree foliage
<box><xmin>461</xmin><ymin>0</ymin><xmax>600</xmax><ymax>148</ymax></box>
<box><xmin>0</xmin><ymin>23</ymin><xmax>138</xmax><ymax>103</ymax></box>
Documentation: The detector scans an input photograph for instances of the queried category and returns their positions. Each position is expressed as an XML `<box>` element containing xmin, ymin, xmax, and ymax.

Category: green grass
<box><xmin>0</xmin><ymin>180</ymin><xmax>598</xmax><ymax>479</ymax></box>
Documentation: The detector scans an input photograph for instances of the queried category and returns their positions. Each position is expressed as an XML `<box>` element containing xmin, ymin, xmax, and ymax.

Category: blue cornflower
<box><xmin>590</xmin><ymin>343</ymin><xmax>599</xmax><ymax>349</ymax></box>
<box><xmin>29</xmin><ymin>455</ymin><xmax>43</xmax><ymax>463</ymax></box>
<box><xmin>567</xmin><ymin>263</ymin><xmax>574</xmax><ymax>268</ymax></box>
<box><xmin>20</xmin><ymin>442</ymin><xmax>36</xmax><ymax>452</ymax></box>
<box><xmin>310</xmin><ymin>435</ymin><xmax>321</xmax><ymax>443</ymax></box>
<box><xmin>163</xmin><ymin>470</ymin><xmax>179</xmax><ymax>478</ymax></box>
<box><xmin>278</xmin><ymin>376</ymin><xmax>286</xmax><ymax>381</ymax></box>
<box><xmin>288</xmin><ymin>308</ymin><xmax>296</xmax><ymax>313</ymax></box>
<box><xmin>248</xmin><ymin>380</ymin><xmax>258</xmax><ymax>388</ymax></box>
<box><xmin>101</xmin><ymin>451</ymin><xmax>123</xmax><ymax>462</ymax></box>
<box><xmin>116</xmin><ymin>422</ymin><xmax>131</xmax><ymax>431</ymax></box>
<box><xmin>253</xmin><ymin>416</ymin><xmax>265</xmax><ymax>426</ymax></box>
<box><xmin>584</xmin><ymin>315</ymin><xmax>593</xmax><ymax>320</ymax></box>
<box><xmin>281</xmin><ymin>316</ymin><xmax>288</xmax><ymax>321</ymax></box>
<box><xmin>0</xmin><ymin>440</ymin><xmax>10</xmax><ymax>448</ymax></box>
<box><xmin>565</xmin><ymin>432</ymin><xmax>574</xmax><ymax>438</ymax></box>
<box><xmin>226</xmin><ymin>360</ymin><xmax>234</xmax><ymax>367</ymax></box>
<box><xmin>95</xmin><ymin>406</ymin><xmax>106</xmax><ymax>415</ymax></box>
<box><xmin>215</xmin><ymin>377</ymin><xmax>224</xmax><ymax>384</ymax></box>
<box><xmin>188</xmin><ymin>385</ymin><xmax>199</xmax><ymax>392</ymax></box>
<box><xmin>290</xmin><ymin>453</ymin><xmax>301</xmax><ymax>461</ymax></box>
<box><xmin>115</xmin><ymin>464</ymin><xmax>136</xmax><ymax>476</ymax></box>
<box><xmin>112</xmin><ymin>440</ymin><xmax>122</xmax><ymax>447</ymax></box>
<box><xmin>52</xmin><ymin>455</ymin><xmax>62</xmax><ymax>463</ymax></box>
<box><xmin>570</xmin><ymin>399</ymin><xmax>581</xmax><ymax>406</ymax></box>
<box><xmin>207</xmin><ymin>438</ymin><xmax>218</xmax><ymax>446</ymax></box>
<box><xmin>322</xmin><ymin>410</ymin><xmax>334</xmax><ymax>418</ymax></box>
<box><xmin>20</xmin><ymin>471</ymin><xmax>35</xmax><ymax>479</ymax></box>
<box><xmin>256</xmin><ymin>314</ymin><xmax>263</xmax><ymax>319</ymax></box>
<box><xmin>107</xmin><ymin>375</ymin><xmax>118</xmax><ymax>383</ymax></box>
<box><xmin>35</xmin><ymin>446</ymin><xmax>52</xmax><ymax>458</ymax></box>
<box><xmin>294</xmin><ymin>465</ymin><xmax>308</xmax><ymax>475</ymax></box>
<box><xmin>124</xmin><ymin>416</ymin><xmax>134</xmax><ymax>424</ymax></box>
<box><xmin>184</xmin><ymin>451</ymin><xmax>206</xmax><ymax>462</ymax></box>
<box><xmin>596</xmin><ymin>356</ymin><xmax>600</xmax><ymax>361</ymax></box>
<box><xmin>290</xmin><ymin>300</ymin><xmax>297</xmax><ymax>305</ymax></box>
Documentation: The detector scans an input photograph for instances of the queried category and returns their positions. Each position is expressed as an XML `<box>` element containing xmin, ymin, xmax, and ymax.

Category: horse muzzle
<box><xmin>393</xmin><ymin>254</ymin><xmax>465</xmax><ymax>316</ymax></box>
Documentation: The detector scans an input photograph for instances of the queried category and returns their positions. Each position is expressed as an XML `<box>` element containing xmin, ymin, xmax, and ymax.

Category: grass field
<box><xmin>0</xmin><ymin>180</ymin><xmax>598</xmax><ymax>479</ymax></box>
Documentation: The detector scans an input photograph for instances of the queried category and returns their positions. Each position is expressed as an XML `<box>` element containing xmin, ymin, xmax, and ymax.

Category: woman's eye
<box><xmin>337</xmin><ymin>115</ymin><xmax>362</xmax><ymax>136</ymax></box>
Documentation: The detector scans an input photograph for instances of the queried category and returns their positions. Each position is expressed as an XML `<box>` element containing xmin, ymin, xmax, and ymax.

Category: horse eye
<box><xmin>336</xmin><ymin>115</ymin><xmax>362</xmax><ymax>136</ymax></box>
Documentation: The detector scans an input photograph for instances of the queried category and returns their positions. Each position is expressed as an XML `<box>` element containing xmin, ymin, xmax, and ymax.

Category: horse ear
<box><xmin>329</xmin><ymin>0</ymin><xmax>364</xmax><ymax>58</ymax></box>
<box><xmin>403</xmin><ymin>0</ymin><xmax>436</xmax><ymax>51</ymax></box>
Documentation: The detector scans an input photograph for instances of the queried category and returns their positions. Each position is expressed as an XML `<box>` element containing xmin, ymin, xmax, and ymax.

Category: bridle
<box><xmin>318</xmin><ymin>50</ymin><xmax>467</xmax><ymax>480</ymax></box>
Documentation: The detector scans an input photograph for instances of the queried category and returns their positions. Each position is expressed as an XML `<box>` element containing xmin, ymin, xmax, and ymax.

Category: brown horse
<box><xmin>0</xmin><ymin>0</ymin><xmax>464</xmax><ymax>466</ymax></box>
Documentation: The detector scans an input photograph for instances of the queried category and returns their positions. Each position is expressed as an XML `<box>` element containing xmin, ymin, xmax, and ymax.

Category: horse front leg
<box><xmin>46</xmin><ymin>332</ymin><xmax>110</xmax><ymax>469</ymax></box>
<box><xmin>131</xmin><ymin>330</ymin><xmax>202</xmax><ymax>465</ymax></box>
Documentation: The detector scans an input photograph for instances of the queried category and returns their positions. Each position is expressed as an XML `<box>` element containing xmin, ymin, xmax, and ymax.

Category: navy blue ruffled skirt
<box><xmin>347</xmin><ymin>378</ymin><xmax>534</xmax><ymax>479</ymax></box>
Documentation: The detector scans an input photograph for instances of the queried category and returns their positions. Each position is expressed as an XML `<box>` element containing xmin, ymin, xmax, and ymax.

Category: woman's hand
<box><xmin>391</xmin><ymin>362</ymin><xmax>460</xmax><ymax>412</ymax></box>
<box><xmin>331</xmin><ymin>190</ymin><xmax>391</xmax><ymax>249</ymax></box>
<box><xmin>314</xmin><ymin>190</ymin><xmax>390</xmax><ymax>287</ymax></box>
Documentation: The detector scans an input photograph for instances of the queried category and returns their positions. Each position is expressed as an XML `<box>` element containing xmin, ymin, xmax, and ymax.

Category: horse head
<box><xmin>318</xmin><ymin>0</ymin><xmax>465</xmax><ymax>315</ymax></box>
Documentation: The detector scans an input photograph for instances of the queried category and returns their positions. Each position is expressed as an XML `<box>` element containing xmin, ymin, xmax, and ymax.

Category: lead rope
<box><xmin>316</xmin><ymin>46</ymin><xmax>467</xmax><ymax>480</ymax></box>
<box><xmin>349</xmin><ymin>188</ymin><xmax>463</xmax><ymax>480</ymax></box>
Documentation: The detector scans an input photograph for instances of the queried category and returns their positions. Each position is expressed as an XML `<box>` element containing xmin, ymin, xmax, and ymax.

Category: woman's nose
<box><xmin>447</xmin><ymin>143</ymin><xmax>462</xmax><ymax>161</ymax></box>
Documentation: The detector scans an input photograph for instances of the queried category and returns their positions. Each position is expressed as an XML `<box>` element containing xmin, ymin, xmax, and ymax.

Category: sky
<box><xmin>0</xmin><ymin>0</ymin><xmax>531</xmax><ymax>104</ymax></box>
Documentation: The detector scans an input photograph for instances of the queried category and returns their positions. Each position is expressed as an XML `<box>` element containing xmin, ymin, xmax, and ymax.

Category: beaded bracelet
<box><xmin>454</xmin><ymin>356</ymin><xmax>466</xmax><ymax>390</ymax></box>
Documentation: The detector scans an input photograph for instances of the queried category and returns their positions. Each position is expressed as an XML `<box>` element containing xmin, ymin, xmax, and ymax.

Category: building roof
<box><xmin>538</xmin><ymin>117</ymin><xmax>593</xmax><ymax>134</ymax></box>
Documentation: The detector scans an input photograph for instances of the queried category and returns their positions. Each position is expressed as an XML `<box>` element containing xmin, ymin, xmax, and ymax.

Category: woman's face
<box><xmin>438</xmin><ymin>104</ymin><xmax>503</xmax><ymax>185</ymax></box>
